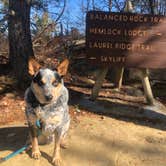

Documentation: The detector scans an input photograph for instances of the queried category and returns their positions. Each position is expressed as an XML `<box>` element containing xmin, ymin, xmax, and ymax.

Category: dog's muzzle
<box><xmin>45</xmin><ymin>94</ymin><xmax>53</xmax><ymax>101</ymax></box>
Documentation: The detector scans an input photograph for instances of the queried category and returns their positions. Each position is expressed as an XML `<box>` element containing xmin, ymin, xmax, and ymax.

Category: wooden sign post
<box><xmin>115</xmin><ymin>0</ymin><xmax>132</xmax><ymax>90</ymax></box>
<box><xmin>114</xmin><ymin>0</ymin><xmax>154</xmax><ymax>105</ymax></box>
<box><xmin>141</xmin><ymin>69</ymin><xmax>154</xmax><ymax>104</ymax></box>
<box><xmin>86</xmin><ymin>0</ymin><xmax>166</xmax><ymax>104</ymax></box>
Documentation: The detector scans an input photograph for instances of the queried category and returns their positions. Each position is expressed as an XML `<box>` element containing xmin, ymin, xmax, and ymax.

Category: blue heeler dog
<box><xmin>25</xmin><ymin>58</ymin><xmax>70</xmax><ymax>166</ymax></box>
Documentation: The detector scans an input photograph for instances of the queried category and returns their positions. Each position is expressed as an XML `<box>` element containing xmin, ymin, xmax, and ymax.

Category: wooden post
<box><xmin>141</xmin><ymin>69</ymin><xmax>154</xmax><ymax>105</ymax></box>
<box><xmin>90</xmin><ymin>0</ymin><xmax>134</xmax><ymax>99</ymax></box>
<box><xmin>90</xmin><ymin>0</ymin><xmax>155</xmax><ymax>105</ymax></box>
<box><xmin>114</xmin><ymin>0</ymin><xmax>133</xmax><ymax>90</ymax></box>
<box><xmin>125</xmin><ymin>0</ymin><xmax>154</xmax><ymax>105</ymax></box>
<box><xmin>115</xmin><ymin>67</ymin><xmax>124</xmax><ymax>90</ymax></box>
<box><xmin>91</xmin><ymin>67</ymin><xmax>108</xmax><ymax>100</ymax></box>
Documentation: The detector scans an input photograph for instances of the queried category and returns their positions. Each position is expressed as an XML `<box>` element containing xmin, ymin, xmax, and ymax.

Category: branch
<box><xmin>148</xmin><ymin>0</ymin><xmax>155</xmax><ymax>14</ymax></box>
<box><xmin>43</xmin><ymin>0</ymin><xmax>67</xmax><ymax>23</ymax></box>
<box><xmin>113</xmin><ymin>0</ymin><xmax>121</xmax><ymax>12</ymax></box>
<box><xmin>55</xmin><ymin>0</ymin><xmax>66</xmax><ymax>22</ymax></box>
<box><xmin>0</xmin><ymin>8</ymin><xmax>9</xmax><ymax>15</ymax></box>
<box><xmin>31</xmin><ymin>0</ymin><xmax>47</xmax><ymax>11</ymax></box>
<box><xmin>32</xmin><ymin>23</ymin><xmax>55</xmax><ymax>43</ymax></box>
<box><xmin>108</xmin><ymin>0</ymin><xmax>112</xmax><ymax>12</ymax></box>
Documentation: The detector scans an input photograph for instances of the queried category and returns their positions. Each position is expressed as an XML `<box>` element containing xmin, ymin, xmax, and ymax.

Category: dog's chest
<box><xmin>36</xmin><ymin>104</ymin><xmax>64</xmax><ymax>124</ymax></box>
<box><xmin>36</xmin><ymin>105</ymin><xmax>64</xmax><ymax>135</ymax></box>
<box><xmin>25</xmin><ymin>87</ymin><xmax>69</xmax><ymax>136</ymax></box>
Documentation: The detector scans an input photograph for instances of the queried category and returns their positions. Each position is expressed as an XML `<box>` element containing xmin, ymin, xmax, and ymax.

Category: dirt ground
<box><xmin>1</xmin><ymin>105</ymin><xmax>166</xmax><ymax>166</ymax></box>
<box><xmin>0</xmin><ymin>73</ymin><xmax>166</xmax><ymax>166</ymax></box>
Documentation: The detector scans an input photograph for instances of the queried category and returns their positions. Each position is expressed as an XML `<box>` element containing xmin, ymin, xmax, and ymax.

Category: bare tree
<box><xmin>149</xmin><ymin>0</ymin><xmax>155</xmax><ymax>14</ymax></box>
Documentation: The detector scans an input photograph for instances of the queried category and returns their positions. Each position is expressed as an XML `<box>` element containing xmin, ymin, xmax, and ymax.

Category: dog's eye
<box><xmin>52</xmin><ymin>80</ymin><xmax>58</xmax><ymax>87</ymax></box>
<box><xmin>33</xmin><ymin>72</ymin><xmax>44</xmax><ymax>86</ymax></box>
<box><xmin>38</xmin><ymin>80</ymin><xmax>44</xmax><ymax>86</ymax></box>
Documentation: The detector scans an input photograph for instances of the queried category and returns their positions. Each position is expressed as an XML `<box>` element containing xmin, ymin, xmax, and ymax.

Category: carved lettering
<box><xmin>150</xmin><ymin>16</ymin><xmax>164</xmax><ymax>23</ymax></box>
<box><xmin>114</xmin><ymin>43</ymin><xmax>153</xmax><ymax>51</ymax></box>
<box><xmin>86</xmin><ymin>11</ymin><xmax>166</xmax><ymax>67</ymax></box>
<box><xmin>90</xmin><ymin>28</ymin><xmax>148</xmax><ymax>37</ymax></box>
<box><xmin>89</xmin><ymin>28</ymin><xmax>121</xmax><ymax>35</ymax></box>
<box><xmin>89</xmin><ymin>13</ymin><xmax>149</xmax><ymax>23</ymax></box>
<box><xmin>101</xmin><ymin>56</ymin><xmax>126</xmax><ymax>62</ymax></box>
<box><xmin>124</xmin><ymin>29</ymin><xmax>147</xmax><ymax>37</ymax></box>
<box><xmin>89</xmin><ymin>42</ymin><xmax>113</xmax><ymax>49</ymax></box>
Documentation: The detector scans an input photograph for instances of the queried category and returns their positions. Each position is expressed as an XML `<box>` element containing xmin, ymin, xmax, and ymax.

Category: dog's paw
<box><xmin>52</xmin><ymin>156</ymin><xmax>62</xmax><ymax>166</ymax></box>
<box><xmin>32</xmin><ymin>150</ymin><xmax>41</xmax><ymax>159</ymax></box>
<box><xmin>60</xmin><ymin>141</ymin><xmax>68</xmax><ymax>149</ymax></box>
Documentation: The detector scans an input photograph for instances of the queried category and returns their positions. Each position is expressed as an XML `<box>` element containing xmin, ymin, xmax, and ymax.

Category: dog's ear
<box><xmin>28</xmin><ymin>56</ymin><xmax>41</xmax><ymax>76</ymax></box>
<box><xmin>57</xmin><ymin>58</ymin><xmax>69</xmax><ymax>77</ymax></box>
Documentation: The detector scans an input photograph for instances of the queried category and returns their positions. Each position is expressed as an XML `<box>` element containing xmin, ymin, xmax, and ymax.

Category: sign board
<box><xmin>86</xmin><ymin>11</ymin><xmax>166</xmax><ymax>68</ymax></box>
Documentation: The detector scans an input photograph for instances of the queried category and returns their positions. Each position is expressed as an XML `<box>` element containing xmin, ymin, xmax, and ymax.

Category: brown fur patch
<box><xmin>57</xmin><ymin>58</ymin><xmax>69</xmax><ymax>76</ymax></box>
<box><xmin>52</xmin><ymin>83</ymin><xmax>63</xmax><ymax>101</ymax></box>
<box><xmin>32</xmin><ymin>83</ymin><xmax>46</xmax><ymax>104</ymax></box>
<box><xmin>41</xmin><ymin>77</ymin><xmax>47</xmax><ymax>85</ymax></box>
<box><xmin>28</xmin><ymin>57</ymin><xmax>41</xmax><ymax>76</ymax></box>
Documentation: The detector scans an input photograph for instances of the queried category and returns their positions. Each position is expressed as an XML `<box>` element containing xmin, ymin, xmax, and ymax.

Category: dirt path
<box><xmin>1</xmin><ymin>113</ymin><xmax>166</xmax><ymax>166</ymax></box>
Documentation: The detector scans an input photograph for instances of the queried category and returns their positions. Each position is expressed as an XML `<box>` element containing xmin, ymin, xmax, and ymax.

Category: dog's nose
<box><xmin>45</xmin><ymin>95</ymin><xmax>53</xmax><ymax>101</ymax></box>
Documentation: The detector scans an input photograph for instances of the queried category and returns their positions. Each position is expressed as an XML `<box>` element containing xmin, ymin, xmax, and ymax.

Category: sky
<box><xmin>62</xmin><ymin>0</ymin><xmax>86</xmax><ymax>31</ymax></box>
<box><xmin>63</xmin><ymin>0</ymin><xmax>120</xmax><ymax>32</ymax></box>
<box><xmin>65</xmin><ymin>0</ymin><xmax>82</xmax><ymax>21</ymax></box>
<box><xmin>0</xmin><ymin>0</ymin><xmax>130</xmax><ymax>33</ymax></box>
<box><xmin>68</xmin><ymin>0</ymin><xmax>80</xmax><ymax>14</ymax></box>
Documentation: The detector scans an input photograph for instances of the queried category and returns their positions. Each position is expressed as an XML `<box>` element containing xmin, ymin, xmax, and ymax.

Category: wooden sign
<box><xmin>86</xmin><ymin>11</ymin><xmax>166</xmax><ymax>68</ymax></box>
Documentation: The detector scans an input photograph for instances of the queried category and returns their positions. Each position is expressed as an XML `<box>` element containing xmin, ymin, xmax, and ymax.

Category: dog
<box><xmin>25</xmin><ymin>57</ymin><xmax>70</xmax><ymax>166</ymax></box>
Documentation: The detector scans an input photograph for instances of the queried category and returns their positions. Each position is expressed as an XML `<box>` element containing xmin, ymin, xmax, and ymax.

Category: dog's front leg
<box><xmin>29</xmin><ymin>125</ymin><xmax>41</xmax><ymax>159</ymax></box>
<box><xmin>52</xmin><ymin>132</ymin><xmax>62</xmax><ymax>166</ymax></box>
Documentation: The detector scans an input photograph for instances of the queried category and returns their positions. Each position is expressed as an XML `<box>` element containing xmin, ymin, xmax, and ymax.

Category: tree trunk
<box><xmin>149</xmin><ymin>0</ymin><xmax>155</xmax><ymax>14</ymax></box>
<box><xmin>8</xmin><ymin>0</ymin><xmax>34</xmax><ymax>87</ymax></box>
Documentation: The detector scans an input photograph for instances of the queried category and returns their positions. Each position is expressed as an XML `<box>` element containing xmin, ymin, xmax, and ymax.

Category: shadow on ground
<box><xmin>0</xmin><ymin>126</ymin><xmax>28</xmax><ymax>152</ymax></box>
<box><xmin>69</xmin><ymin>88</ymin><xmax>166</xmax><ymax>131</ymax></box>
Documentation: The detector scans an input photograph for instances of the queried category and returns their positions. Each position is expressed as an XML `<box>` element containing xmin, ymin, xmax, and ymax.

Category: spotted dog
<box><xmin>25</xmin><ymin>58</ymin><xmax>70</xmax><ymax>166</ymax></box>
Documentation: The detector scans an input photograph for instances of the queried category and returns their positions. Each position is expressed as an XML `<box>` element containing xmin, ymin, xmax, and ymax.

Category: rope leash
<box><xmin>0</xmin><ymin>120</ymin><xmax>41</xmax><ymax>163</ymax></box>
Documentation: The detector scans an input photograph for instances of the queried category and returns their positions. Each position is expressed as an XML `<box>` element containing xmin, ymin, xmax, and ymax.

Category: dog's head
<box><xmin>28</xmin><ymin>57</ymin><xmax>69</xmax><ymax>104</ymax></box>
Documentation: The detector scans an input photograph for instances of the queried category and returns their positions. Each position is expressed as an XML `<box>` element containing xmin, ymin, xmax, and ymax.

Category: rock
<box><xmin>5</xmin><ymin>93</ymin><xmax>16</xmax><ymax>98</ymax></box>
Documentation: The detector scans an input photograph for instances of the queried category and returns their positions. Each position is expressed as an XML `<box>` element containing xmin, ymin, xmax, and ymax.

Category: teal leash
<box><xmin>0</xmin><ymin>120</ymin><xmax>41</xmax><ymax>163</ymax></box>
<box><xmin>0</xmin><ymin>145</ymin><xmax>29</xmax><ymax>163</ymax></box>
<box><xmin>36</xmin><ymin>119</ymin><xmax>42</xmax><ymax>136</ymax></box>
